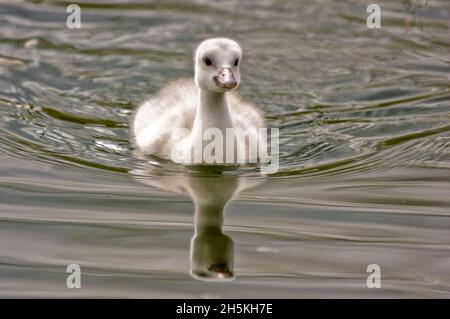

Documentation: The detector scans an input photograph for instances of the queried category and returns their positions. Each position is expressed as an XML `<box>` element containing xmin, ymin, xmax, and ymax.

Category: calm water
<box><xmin>0</xmin><ymin>0</ymin><xmax>449</xmax><ymax>298</ymax></box>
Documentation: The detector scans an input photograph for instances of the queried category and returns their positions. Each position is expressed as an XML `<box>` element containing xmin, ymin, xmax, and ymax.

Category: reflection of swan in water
<box><xmin>131</xmin><ymin>162</ymin><xmax>262</xmax><ymax>281</ymax></box>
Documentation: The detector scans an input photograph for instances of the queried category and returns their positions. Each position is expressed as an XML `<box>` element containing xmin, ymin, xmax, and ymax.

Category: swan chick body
<box><xmin>132</xmin><ymin>38</ymin><xmax>266</xmax><ymax>165</ymax></box>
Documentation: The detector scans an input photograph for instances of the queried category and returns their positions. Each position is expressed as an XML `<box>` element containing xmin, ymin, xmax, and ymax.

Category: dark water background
<box><xmin>0</xmin><ymin>0</ymin><xmax>449</xmax><ymax>297</ymax></box>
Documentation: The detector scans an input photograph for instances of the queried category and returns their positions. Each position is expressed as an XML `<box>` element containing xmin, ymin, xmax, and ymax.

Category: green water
<box><xmin>0</xmin><ymin>0</ymin><xmax>449</xmax><ymax>297</ymax></box>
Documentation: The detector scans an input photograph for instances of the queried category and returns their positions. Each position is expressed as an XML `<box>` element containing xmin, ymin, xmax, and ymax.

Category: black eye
<box><xmin>205</xmin><ymin>57</ymin><xmax>212</xmax><ymax>66</ymax></box>
<box><xmin>234</xmin><ymin>58</ymin><xmax>239</xmax><ymax>66</ymax></box>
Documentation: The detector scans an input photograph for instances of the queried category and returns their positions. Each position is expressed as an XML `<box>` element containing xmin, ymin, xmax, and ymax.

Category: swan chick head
<box><xmin>194</xmin><ymin>38</ymin><xmax>242</xmax><ymax>93</ymax></box>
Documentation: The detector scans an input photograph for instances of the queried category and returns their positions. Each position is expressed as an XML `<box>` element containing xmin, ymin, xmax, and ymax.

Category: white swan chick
<box><xmin>132</xmin><ymin>37</ymin><xmax>266</xmax><ymax>165</ymax></box>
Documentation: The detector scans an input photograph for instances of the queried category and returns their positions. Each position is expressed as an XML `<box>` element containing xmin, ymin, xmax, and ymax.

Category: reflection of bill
<box><xmin>131</xmin><ymin>165</ymin><xmax>263</xmax><ymax>281</ymax></box>
<box><xmin>170</xmin><ymin>123</ymin><xmax>279</xmax><ymax>174</ymax></box>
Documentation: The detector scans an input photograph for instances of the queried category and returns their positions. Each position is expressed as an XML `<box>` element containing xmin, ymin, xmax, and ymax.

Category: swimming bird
<box><xmin>132</xmin><ymin>37</ymin><xmax>266</xmax><ymax>165</ymax></box>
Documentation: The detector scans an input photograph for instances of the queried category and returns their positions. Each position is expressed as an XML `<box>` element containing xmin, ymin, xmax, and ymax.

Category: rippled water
<box><xmin>1</xmin><ymin>0</ymin><xmax>449</xmax><ymax>297</ymax></box>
